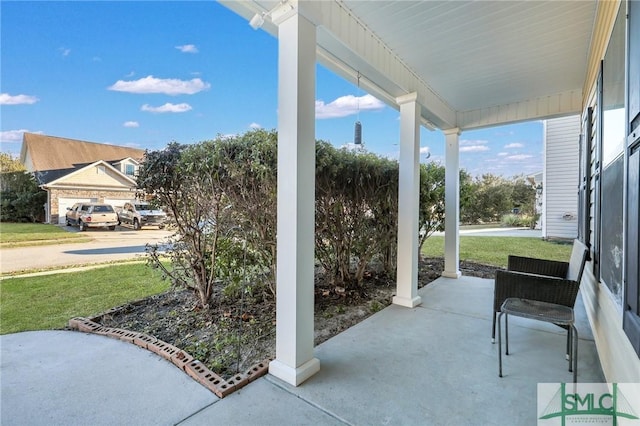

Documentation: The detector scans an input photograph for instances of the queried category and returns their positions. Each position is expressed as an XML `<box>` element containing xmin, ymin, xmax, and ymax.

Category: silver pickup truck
<box><xmin>117</xmin><ymin>202</ymin><xmax>167</xmax><ymax>230</ymax></box>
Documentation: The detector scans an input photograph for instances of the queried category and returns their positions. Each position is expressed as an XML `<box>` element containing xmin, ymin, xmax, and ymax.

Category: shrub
<box><xmin>0</xmin><ymin>171</ymin><xmax>47</xmax><ymax>223</ymax></box>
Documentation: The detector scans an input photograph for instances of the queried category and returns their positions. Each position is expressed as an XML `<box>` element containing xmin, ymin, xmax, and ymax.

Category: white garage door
<box><xmin>58</xmin><ymin>197</ymin><xmax>98</xmax><ymax>224</ymax></box>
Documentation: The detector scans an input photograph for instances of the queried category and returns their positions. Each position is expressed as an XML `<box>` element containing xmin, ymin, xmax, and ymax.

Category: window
<box><xmin>624</xmin><ymin>0</ymin><xmax>640</xmax><ymax>358</ymax></box>
<box><xmin>578</xmin><ymin>108</ymin><xmax>592</xmax><ymax>248</ymax></box>
<box><xmin>97</xmin><ymin>165</ymin><xmax>106</xmax><ymax>175</ymax></box>
<box><xmin>92</xmin><ymin>205</ymin><xmax>114</xmax><ymax>213</ymax></box>
<box><xmin>598</xmin><ymin>4</ymin><xmax>626</xmax><ymax>304</ymax></box>
<box><xmin>125</xmin><ymin>164</ymin><xmax>135</xmax><ymax>176</ymax></box>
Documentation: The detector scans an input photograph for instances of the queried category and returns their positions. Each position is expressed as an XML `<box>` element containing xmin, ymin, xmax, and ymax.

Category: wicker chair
<box><xmin>491</xmin><ymin>239</ymin><xmax>588</xmax><ymax>343</ymax></box>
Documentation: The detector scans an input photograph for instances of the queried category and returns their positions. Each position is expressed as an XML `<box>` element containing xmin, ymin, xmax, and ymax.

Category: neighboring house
<box><xmin>221</xmin><ymin>0</ymin><xmax>640</xmax><ymax>386</ymax></box>
<box><xmin>536</xmin><ymin>115</ymin><xmax>582</xmax><ymax>240</ymax></box>
<box><xmin>19</xmin><ymin>133</ymin><xmax>145</xmax><ymax>224</ymax></box>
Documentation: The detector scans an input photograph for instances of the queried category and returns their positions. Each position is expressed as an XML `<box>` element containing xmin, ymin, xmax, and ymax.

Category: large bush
<box><xmin>315</xmin><ymin>142</ymin><xmax>398</xmax><ymax>286</ymax></box>
<box><xmin>138</xmin><ymin>130</ymin><xmax>465</xmax><ymax>305</ymax></box>
<box><xmin>460</xmin><ymin>173</ymin><xmax>536</xmax><ymax>224</ymax></box>
<box><xmin>138</xmin><ymin>134</ymin><xmax>277</xmax><ymax>309</ymax></box>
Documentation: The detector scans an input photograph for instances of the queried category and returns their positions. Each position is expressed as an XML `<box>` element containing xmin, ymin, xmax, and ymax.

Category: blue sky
<box><xmin>0</xmin><ymin>1</ymin><xmax>543</xmax><ymax>177</ymax></box>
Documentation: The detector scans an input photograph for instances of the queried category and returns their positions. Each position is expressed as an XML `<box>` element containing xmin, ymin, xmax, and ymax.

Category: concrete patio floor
<box><xmin>1</xmin><ymin>276</ymin><xmax>604</xmax><ymax>425</ymax></box>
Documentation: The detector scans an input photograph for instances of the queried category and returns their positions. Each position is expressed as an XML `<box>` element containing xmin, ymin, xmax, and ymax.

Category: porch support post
<box><xmin>268</xmin><ymin>8</ymin><xmax>320</xmax><ymax>386</ymax></box>
<box><xmin>443</xmin><ymin>128</ymin><xmax>462</xmax><ymax>279</ymax></box>
<box><xmin>393</xmin><ymin>92</ymin><xmax>422</xmax><ymax>308</ymax></box>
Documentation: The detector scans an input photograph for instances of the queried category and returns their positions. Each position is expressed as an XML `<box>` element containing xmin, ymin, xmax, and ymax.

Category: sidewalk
<box><xmin>434</xmin><ymin>226</ymin><xmax>542</xmax><ymax>238</ymax></box>
<box><xmin>0</xmin><ymin>276</ymin><xmax>603</xmax><ymax>425</ymax></box>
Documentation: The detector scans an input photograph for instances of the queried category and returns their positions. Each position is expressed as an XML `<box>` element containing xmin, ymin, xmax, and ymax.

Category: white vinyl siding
<box><xmin>543</xmin><ymin>115</ymin><xmax>580</xmax><ymax>239</ymax></box>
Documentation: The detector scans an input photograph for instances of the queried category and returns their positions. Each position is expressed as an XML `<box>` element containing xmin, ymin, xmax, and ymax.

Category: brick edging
<box><xmin>67</xmin><ymin>317</ymin><xmax>271</xmax><ymax>398</ymax></box>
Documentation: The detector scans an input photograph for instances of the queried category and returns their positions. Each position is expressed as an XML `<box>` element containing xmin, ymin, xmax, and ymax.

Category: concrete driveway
<box><xmin>0</xmin><ymin>226</ymin><xmax>173</xmax><ymax>274</ymax></box>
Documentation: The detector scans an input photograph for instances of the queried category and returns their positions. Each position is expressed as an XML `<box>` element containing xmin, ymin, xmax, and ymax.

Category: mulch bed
<box><xmin>90</xmin><ymin>257</ymin><xmax>499</xmax><ymax>380</ymax></box>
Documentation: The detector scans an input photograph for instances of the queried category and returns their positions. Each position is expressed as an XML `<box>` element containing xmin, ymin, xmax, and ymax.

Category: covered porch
<box><xmin>218</xmin><ymin>0</ymin><xmax>604</xmax><ymax>387</ymax></box>
<box><xmin>182</xmin><ymin>275</ymin><xmax>603</xmax><ymax>424</ymax></box>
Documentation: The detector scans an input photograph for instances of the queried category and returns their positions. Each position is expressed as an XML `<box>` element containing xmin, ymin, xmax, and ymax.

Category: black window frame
<box><xmin>578</xmin><ymin>107</ymin><xmax>593</xmax><ymax>250</ymax></box>
<box><xmin>624</xmin><ymin>0</ymin><xmax>640</xmax><ymax>358</ymax></box>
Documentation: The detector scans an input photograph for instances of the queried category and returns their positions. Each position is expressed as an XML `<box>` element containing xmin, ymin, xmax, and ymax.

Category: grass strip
<box><xmin>421</xmin><ymin>236</ymin><xmax>572</xmax><ymax>268</ymax></box>
<box><xmin>0</xmin><ymin>222</ymin><xmax>86</xmax><ymax>247</ymax></box>
<box><xmin>0</xmin><ymin>263</ymin><xmax>169</xmax><ymax>334</ymax></box>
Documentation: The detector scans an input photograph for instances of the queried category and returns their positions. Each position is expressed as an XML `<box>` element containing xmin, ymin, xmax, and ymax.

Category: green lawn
<box><xmin>0</xmin><ymin>222</ymin><xmax>88</xmax><ymax>247</ymax></box>
<box><xmin>422</xmin><ymin>236</ymin><xmax>572</xmax><ymax>268</ymax></box>
<box><xmin>0</xmin><ymin>263</ymin><xmax>170</xmax><ymax>334</ymax></box>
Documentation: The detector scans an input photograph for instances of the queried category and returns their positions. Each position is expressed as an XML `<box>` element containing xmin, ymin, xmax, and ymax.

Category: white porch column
<box><xmin>443</xmin><ymin>128</ymin><xmax>461</xmax><ymax>279</ymax></box>
<box><xmin>393</xmin><ymin>93</ymin><xmax>422</xmax><ymax>308</ymax></box>
<box><xmin>268</xmin><ymin>9</ymin><xmax>320</xmax><ymax>386</ymax></box>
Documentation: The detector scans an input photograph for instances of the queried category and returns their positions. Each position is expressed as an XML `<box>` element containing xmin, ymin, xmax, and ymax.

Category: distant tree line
<box><xmin>460</xmin><ymin>173</ymin><xmax>537</xmax><ymax>225</ymax></box>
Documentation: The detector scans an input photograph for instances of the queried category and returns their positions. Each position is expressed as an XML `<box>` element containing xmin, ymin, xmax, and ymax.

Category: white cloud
<box><xmin>504</xmin><ymin>142</ymin><xmax>524</xmax><ymax>149</ymax></box>
<box><xmin>497</xmin><ymin>152</ymin><xmax>508</xmax><ymax>156</ymax></box>
<box><xmin>419</xmin><ymin>146</ymin><xmax>432</xmax><ymax>159</ymax></box>
<box><xmin>460</xmin><ymin>145</ymin><xmax>490</xmax><ymax>153</ymax></box>
<box><xmin>460</xmin><ymin>139</ymin><xmax>489</xmax><ymax>146</ymax></box>
<box><xmin>125</xmin><ymin>71</ymin><xmax>135</xmax><ymax>78</ymax></box>
<box><xmin>0</xmin><ymin>129</ymin><xmax>43</xmax><ymax>143</ymax></box>
<box><xmin>316</xmin><ymin>94</ymin><xmax>384</xmax><ymax>119</ymax></box>
<box><xmin>59</xmin><ymin>47</ymin><xmax>71</xmax><ymax>57</ymax></box>
<box><xmin>123</xmin><ymin>121</ymin><xmax>140</xmax><ymax>128</ymax></box>
<box><xmin>0</xmin><ymin>93</ymin><xmax>39</xmax><ymax>105</ymax></box>
<box><xmin>176</xmin><ymin>44</ymin><xmax>198</xmax><ymax>53</ymax></box>
<box><xmin>458</xmin><ymin>139</ymin><xmax>490</xmax><ymax>153</ymax></box>
<box><xmin>108</xmin><ymin>75</ymin><xmax>210</xmax><ymax>95</ymax></box>
<box><xmin>141</xmin><ymin>103</ymin><xmax>192</xmax><ymax>113</ymax></box>
<box><xmin>505</xmin><ymin>154</ymin><xmax>533</xmax><ymax>161</ymax></box>
<box><xmin>249</xmin><ymin>122</ymin><xmax>262</xmax><ymax>129</ymax></box>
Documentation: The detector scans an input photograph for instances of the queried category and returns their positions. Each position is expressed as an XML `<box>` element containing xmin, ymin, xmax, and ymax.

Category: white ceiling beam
<box><xmin>457</xmin><ymin>89</ymin><xmax>583</xmax><ymax>130</ymax></box>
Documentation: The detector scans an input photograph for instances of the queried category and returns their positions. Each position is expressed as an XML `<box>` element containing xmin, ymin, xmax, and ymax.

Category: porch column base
<box><xmin>392</xmin><ymin>295</ymin><xmax>422</xmax><ymax>308</ymax></box>
<box><xmin>442</xmin><ymin>270</ymin><xmax>462</xmax><ymax>279</ymax></box>
<box><xmin>269</xmin><ymin>357</ymin><xmax>320</xmax><ymax>387</ymax></box>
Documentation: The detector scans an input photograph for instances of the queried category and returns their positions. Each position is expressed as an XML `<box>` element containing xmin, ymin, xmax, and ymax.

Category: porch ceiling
<box><xmin>220</xmin><ymin>0</ymin><xmax>598</xmax><ymax>130</ymax></box>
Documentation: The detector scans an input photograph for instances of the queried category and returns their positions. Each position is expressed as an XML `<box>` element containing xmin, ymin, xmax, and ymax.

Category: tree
<box><xmin>461</xmin><ymin>173</ymin><xmax>513</xmax><ymax>223</ymax></box>
<box><xmin>418</xmin><ymin>163</ymin><xmax>445</xmax><ymax>253</ymax></box>
<box><xmin>138</xmin><ymin>142</ymin><xmax>235</xmax><ymax>309</ymax></box>
<box><xmin>510</xmin><ymin>175</ymin><xmax>536</xmax><ymax>215</ymax></box>
<box><xmin>138</xmin><ymin>133</ymin><xmax>278</xmax><ymax>308</ymax></box>
<box><xmin>0</xmin><ymin>153</ymin><xmax>25</xmax><ymax>173</ymax></box>
<box><xmin>212</xmin><ymin>130</ymin><xmax>278</xmax><ymax>294</ymax></box>
<box><xmin>0</xmin><ymin>171</ymin><xmax>47</xmax><ymax>222</ymax></box>
<box><xmin>418</xmin><ymin>165</ymin><xmax>474</xmax><ymax>254</ymax></box>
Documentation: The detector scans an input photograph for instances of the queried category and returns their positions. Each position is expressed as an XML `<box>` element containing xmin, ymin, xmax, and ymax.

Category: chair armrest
<box><xmin>507</xmin><ymin>255</ymin><xmax>568</xmax><ymax>278</ymax></box>
<box><xmin>493</xmin><ymin>270</ymin><xmax>580</xmax><ymax>313</ymax></box>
